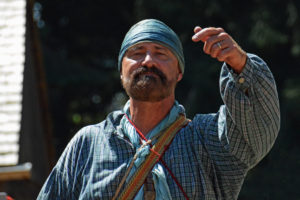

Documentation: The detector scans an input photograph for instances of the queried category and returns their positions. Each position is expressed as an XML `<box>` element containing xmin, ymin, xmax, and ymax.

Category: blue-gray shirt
<box><xmin>37</xmin><ymin>54</ymin><xmax>280</xmax><ymax>200</ymax></box>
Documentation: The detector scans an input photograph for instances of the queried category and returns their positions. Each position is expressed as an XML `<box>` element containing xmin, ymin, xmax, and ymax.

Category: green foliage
<box><xmin>36</xmin><ymin>0</ymin><xmax>300</xmax><ymax>198</ymax></box>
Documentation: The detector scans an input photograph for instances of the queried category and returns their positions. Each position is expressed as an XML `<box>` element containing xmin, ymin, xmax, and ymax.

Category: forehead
<box><xmin>127</xmin><ymin>42</ymin><xmax>170</xmax><ymax>52</ymax></box>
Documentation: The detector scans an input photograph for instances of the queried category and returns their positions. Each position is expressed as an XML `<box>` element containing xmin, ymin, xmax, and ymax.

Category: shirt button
<box><xmin>238</xmin><ymin>77</ymin><xmax>245</xmax><ymax>84</ymax></box>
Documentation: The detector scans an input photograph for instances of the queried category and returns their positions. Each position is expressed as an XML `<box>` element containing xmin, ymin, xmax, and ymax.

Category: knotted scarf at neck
<box><xmin>120</xmin><ymin>100</ymin><xmax>185</xmax><ymax>200</ymax></box>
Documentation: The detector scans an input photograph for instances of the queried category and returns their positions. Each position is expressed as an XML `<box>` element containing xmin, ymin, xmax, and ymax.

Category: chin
<box><xmin>129</xmin><ymin>89</ymin><xmax>172</xmax><ymax>102</ymax></box>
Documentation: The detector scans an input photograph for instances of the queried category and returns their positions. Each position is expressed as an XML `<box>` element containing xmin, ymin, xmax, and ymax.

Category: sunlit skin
<box><xmin>121</xmin><ymin>27</ymin><xmax>247</xmax><ymax>135</ymax></box>
<box><xmin>192</xmin><ymin>26</ymin><xmax>247</xmax><ymax>74</ymax></box>
<box><xmin>121</xmin><ymin>42</ymin><xmax>182</xmax><ymax>134</ymax></box>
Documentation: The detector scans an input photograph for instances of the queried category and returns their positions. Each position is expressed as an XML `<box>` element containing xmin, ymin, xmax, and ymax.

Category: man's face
<box><xmin>121</xmin><ymin>42</ymin><xmax>183</xmax><ymax>102</ymax></box>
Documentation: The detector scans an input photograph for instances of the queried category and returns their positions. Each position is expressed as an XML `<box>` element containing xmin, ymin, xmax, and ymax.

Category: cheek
<box><xmin>164</xmin><ymin>61</ymin><xmax>181</xmax><ymax>78</ymax></box>
<box><xmin>122</xmin><ymin>58</ymin><xmax>139</xmax><ymax>74</ymax></box>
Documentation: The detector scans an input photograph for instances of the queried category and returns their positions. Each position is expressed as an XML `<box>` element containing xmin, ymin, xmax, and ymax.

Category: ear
<box><xmin>177</xmin><ymin>72</ymin><xmax>183</xmax><ymax>82</ymax></box>
<box><xmin>120</xmin><ymin>67</ymin><xmax>123</xmax><ymax>79</ymax></box>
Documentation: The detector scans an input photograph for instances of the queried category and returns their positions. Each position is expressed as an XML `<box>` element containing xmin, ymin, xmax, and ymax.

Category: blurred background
<box><xmin>0</xmin><ymin>0</ymin><xmax>299</xmax><ymax>199</ymax></box>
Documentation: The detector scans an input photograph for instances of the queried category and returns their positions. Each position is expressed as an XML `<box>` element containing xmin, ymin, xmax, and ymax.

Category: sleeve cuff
<box><xmin>223</xmin><ymin>55</ymin><xmax>253</xmax><ymax>92</ymax></box>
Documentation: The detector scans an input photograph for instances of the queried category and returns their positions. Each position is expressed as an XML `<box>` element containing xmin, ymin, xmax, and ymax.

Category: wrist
<box><xmin>232</xmin><ymin>51</ymin><xmax>247</xmax><ymax>74</ymax></box>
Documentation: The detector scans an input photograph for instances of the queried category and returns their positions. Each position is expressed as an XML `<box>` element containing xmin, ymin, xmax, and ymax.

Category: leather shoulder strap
<box><xmin>117</xmin><ymin>114</ymin><xmax>189</xmax><ymax>200</ymax></box>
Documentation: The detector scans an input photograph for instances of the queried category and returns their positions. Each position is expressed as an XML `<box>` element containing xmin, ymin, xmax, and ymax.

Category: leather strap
<box><xmin>117</xmin><ymin>114</ymin><xmax>189</xmax><ymax>200</ymax></box>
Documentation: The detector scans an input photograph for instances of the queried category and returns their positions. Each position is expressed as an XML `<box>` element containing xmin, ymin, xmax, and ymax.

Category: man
<box><xmin>37</xmin><ymin>19</ymin><xmax>280</xmax><ymax>199</ymax></box>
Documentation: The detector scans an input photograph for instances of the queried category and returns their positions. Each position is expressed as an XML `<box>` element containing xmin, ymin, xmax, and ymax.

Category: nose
<box><xmin>141</xmin><ymin>52</ymin><xmax>155</xmax><ymax>67</ymax></box>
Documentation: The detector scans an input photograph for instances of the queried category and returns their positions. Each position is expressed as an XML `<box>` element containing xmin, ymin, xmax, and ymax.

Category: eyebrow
<box><xmin>154</xmin><ymin>45</ymin><xmax>168</xmax><ymax>51</ymax></box>
<box><xmin>128</xmin><ymin>44</ymin><xmax>168</xmax><ymax>52</ymax></box>
<box><xmin>128</xmin><ymin>45</ymin><xmax>144</xmax><ymax>52</ymax></box>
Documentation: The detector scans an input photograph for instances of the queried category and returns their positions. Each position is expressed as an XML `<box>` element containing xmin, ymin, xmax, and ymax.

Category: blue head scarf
<box><xmin>118</xmin><ymin>19</ymin><xmax>185</xmax><ymax>74</ymax></box>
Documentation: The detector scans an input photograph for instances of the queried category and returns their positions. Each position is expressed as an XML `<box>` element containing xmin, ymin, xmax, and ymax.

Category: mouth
<box><xmin>135</xmin><ymin>70</ymin><xmax>159</xmax><ymax>80</ymax></box>
<box><xmin>132</xmin><ymin>66</ymin><xmax>167</xmax><ymax>84</ymax></box>
<box><xmin>136</xmin><ymin>72</ymin><xmax>159</xmax><ymax>83</ymax></box>
<box><xmin>141</xmin><ymin>71</ymin><xmax>159</xmax><ymax>77</ymax></box>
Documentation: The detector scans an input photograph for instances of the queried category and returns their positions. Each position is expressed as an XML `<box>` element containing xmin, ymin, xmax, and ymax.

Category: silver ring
<box><xmin>217</xmin><ymin>42</ymin><xmax>222</xmax><ymax>49</ymax></box>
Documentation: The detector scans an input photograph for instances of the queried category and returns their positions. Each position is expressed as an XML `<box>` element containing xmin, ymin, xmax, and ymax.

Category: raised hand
<box><xmin>192</xmin><ymin>26</ymin><xmax>247</xmax><ymax>74</ymax></box>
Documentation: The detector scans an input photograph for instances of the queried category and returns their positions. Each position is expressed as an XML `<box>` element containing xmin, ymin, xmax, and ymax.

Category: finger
<box><xmin>210</xmin><ymin>38</ymin><xmax>234</xmax><ymax>58</ymax></box>
<box><xmin>210</xmin><ymin>41</ymin><xmax>226</xmax><ymax>58</ymax></box>
<box><xmin>194</xmin><ymin>26</ymin><xmax>202</xmax><ymax>33</ymax></box>
<box><xmin>203</xmin><ymin>32</ymin><xmax>229</xmax><ymax>54</ymax></box>
<box><xmin>192</xmin><ymin>27</ymin><xmax>224</xmax><ymax>42</ymax></box>
<box><xmin>216</xmin><ymin>46</ymin><xmax>234</xmax><ymax>62</ymax></box>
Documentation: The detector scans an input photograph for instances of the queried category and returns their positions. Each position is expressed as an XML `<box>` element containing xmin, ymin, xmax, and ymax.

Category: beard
<box><xmin>121</xmin><ymin>66</ymin><xmax>177</xmax><ymax>102</ymax></box>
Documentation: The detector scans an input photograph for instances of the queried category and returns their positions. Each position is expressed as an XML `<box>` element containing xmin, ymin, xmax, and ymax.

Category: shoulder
<box><xmin>71</xmin><ymin>110</ymin><xmax>124</xmax><ymax>143</ymax></box>
<box><xmin>56</xmin><ymin>110</ymin><xmax>125</xmax><ymax>167</ymax></box>
<box><xmin>190</xmin><ymin>112</ymin><xmax>219</xmax><ymax>133</ymax></box>
<box><xmin>171</xmin><ymin>112</ymin><xmax>219</xmax><ymax>146</ymax></box>
<box><xmin>175</xmin><ymin>111</ymin><xmax>226</xmax><ymax>151</ymax></box>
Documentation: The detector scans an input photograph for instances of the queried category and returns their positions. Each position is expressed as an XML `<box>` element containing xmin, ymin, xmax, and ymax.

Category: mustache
<box><xmin>132</xmin><ymin>66</ymin><xmax>167</xmax><ymax>82</ymax></box>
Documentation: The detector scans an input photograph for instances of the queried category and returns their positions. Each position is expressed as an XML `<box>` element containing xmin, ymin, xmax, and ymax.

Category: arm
<box><xmin>192</xmin><ymin>26</ymin><xmax>280</xmax><ymax>166</ymax></box>
<box><xmin>219</xmin><ymin>53</ymin><xmax>280</xmax><ymax>167</ymax></box>
<box><xmin>37</xmin><ymin>165</ymin><xmax>67</xmax><ymax>200</ymax></box>
<box><xmin>191</xmin><ymin>27</ymin><xmax>280</xmax><ymax>199</ymax></box>
<box><xmin>191</xmin><ymin>53</ymin><xmax>280</xmax><ymax>199</ymax></box>
<box><xmin>37</xmin><ymin>151</ymin><xmax>70</xmax><ymax>200</ymax></box>
<box><xmin>37</xmin><ymin>128</ymin><xmax>88</xmax><ymax>199</ymax></box>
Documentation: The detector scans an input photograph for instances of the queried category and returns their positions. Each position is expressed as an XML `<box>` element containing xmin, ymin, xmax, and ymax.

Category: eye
<box><xmin>156</xmin><ymin>51</ymin><xmax>168</xmax><ymax>59</ymax></box>
<box><xmin>127</xmin><ymin>51</ymin><xmax>144</xmax><ymax>59</ymax></box>
<box><xmin>133</xmin><ymin>52</ymin><xmax>143</xmax><ymax>56</ymax></box>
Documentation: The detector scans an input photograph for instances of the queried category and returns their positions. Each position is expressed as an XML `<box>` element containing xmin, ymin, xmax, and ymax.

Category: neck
<box><xmin>129</xmin><ymin>95</ymin><xmax>175</xmax><ymax>135</ymax></box>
